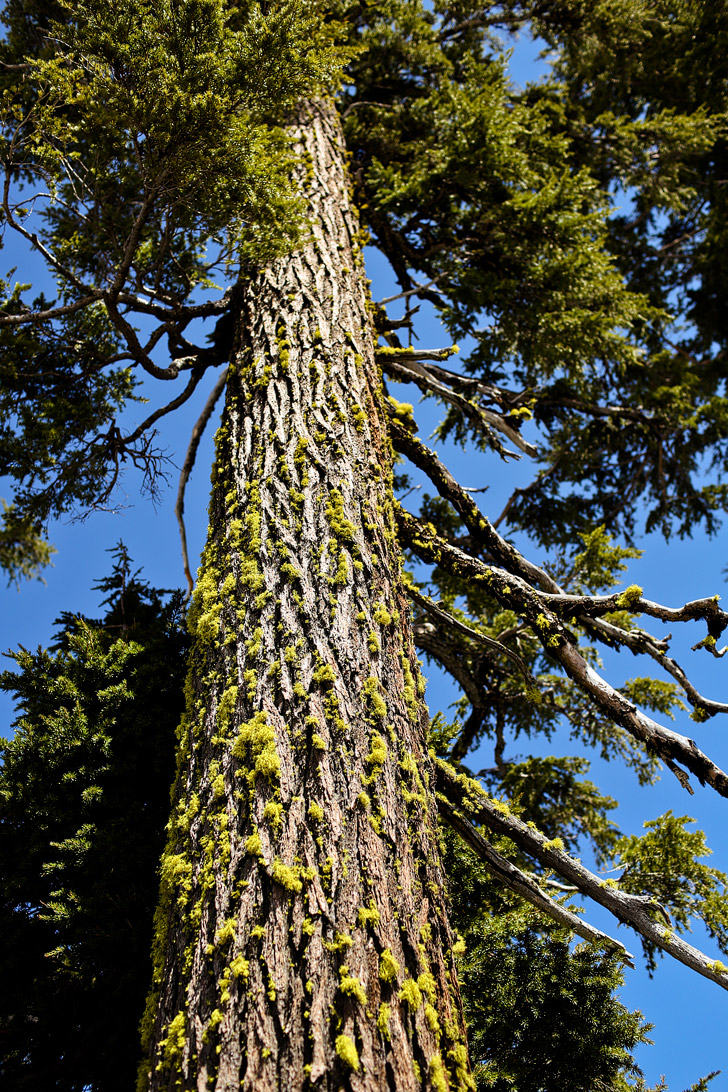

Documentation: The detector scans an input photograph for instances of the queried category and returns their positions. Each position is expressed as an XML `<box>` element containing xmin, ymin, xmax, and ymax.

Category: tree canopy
<box><xmin>2</xmin><ymin>1</ymin><xmax>728</xmax><ymax>1089</ymax></box>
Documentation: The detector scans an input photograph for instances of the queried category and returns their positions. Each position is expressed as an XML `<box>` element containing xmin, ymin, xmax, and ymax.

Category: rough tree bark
<box><xmin>139</xmin><ymin>102</ymin><xmax>472</xmax><ymax>1092</ymax></box>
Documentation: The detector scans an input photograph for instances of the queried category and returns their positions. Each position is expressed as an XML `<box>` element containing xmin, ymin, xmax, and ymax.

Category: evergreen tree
<box><xmin>0</xmin><ymin>546</ymin><xmax>187</xmax><ymax>1090</ymax></box>
<box><xmin>2</xmin><ymin>2</ymin><xmax>728</xmax><ymax>1089</ymax></box>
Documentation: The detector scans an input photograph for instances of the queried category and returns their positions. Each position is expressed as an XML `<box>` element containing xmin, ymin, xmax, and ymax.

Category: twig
<box><xmin>408</xmin><ymin>585</ymin><xmax>536</xmax><ymax>685</ymax></box>
<box><xmin>176</xmin><ymin>368</ymin><xmax>228</xmax><ymax>597</ymax></box>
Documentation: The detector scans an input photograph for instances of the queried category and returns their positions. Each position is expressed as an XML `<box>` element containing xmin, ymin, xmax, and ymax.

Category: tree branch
<box><xmin>438</xmin><ymin>795</ymin><xmax>635</xmax><ymax>965</ymax></box>
<box><xmin>397</xmin><ymin>504</ymin><xmax>728</xmax><ymax>798</ymax></box>
<box><xmin>436</xmin><ymin>759</ymin><xmax>728</xmax><ymax>991</ymax></box>
<box><xmin>176</xmin><ymin>368</ymin><xmax>228</xmax><ymax>596</ymax></box>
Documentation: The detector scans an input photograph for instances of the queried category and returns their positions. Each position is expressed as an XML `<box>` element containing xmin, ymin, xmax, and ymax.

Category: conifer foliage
<box><xmin>0</xmin><ymin>547</ymin><xmax>187</xmax><ymax>1090</ymax></box>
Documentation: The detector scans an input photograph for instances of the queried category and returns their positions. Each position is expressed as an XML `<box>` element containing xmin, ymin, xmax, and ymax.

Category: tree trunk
<box><xmin>140</xmin><ymin>101</ymin><xmax>471</xmax><ymax>1092</ymax></box>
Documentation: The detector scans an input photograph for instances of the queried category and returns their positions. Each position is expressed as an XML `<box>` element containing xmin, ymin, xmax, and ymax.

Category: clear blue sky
<box><xmin>2</xmin><ymin>30</ymin><xmax>727</xmax><ymax>1090</ymax></box>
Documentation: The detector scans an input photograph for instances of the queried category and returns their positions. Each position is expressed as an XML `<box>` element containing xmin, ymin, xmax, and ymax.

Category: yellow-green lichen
<box><xmin>325</xmin><ymin>490</ymin><xmax>357</xmax><ymax>543</ymax></box>
<box><xmin>377</xmin><ymin>1001</ymin><xmax>391</xmax><ymax>1040</ymax></box>
<box><xmin>365</xmin><ymin>730</ymin><xmax>388</xmax><ymax>774</ymax></box>
<box><xmin>156</xmin><ymin>1010</ymin><xmax>187</xmax><ymax>1072</ymax></box>
<box><xmin>339</xmin><ymin>966</ymin><xmax>367</xmax><ymax>1005</ymax></box>
<box><xmin>379</xmin><ymin>948</ymin><xmax>400</xmax><ymax>983</ymax></box>
<box><xmin>230</xmin><ymin>954</ymin><xmax>249</xmax><ymax>979</ymax></box>
<box><xmin>616</xmin><ymin>584</ymin><xmax>643</xmax><ymax>610</ymax></box>
<box><xmin>399</xmin><ymin>977</ymin><xmax>422</xmax><ymax>1011</ymax></box>
<box><xmin>216</xmin><ymin>685</ymin><xmax>238</xmax><ymax>736</ymax></box>
<box><xmin>362</xmin><ymin>676</ymin><xmax>387</xmax><ymax>720</ymax></box>
<box><xmin>357</xmin><ymin>900</ymin><xmax>380</xmax><ymax>929</ymax></box>
<box><xmin>373</xmin><ymin>602</ymin><xmax>392</xmax><ymax>626</ymax></box>
<box><xmin>232</xmin><ymin>711</ymin><xmax>280</xmax><ymax>784</ymax></box>
<box><xmin>335</xmin><ymin>1033</ymin><xmax>359</xmax><ymax>1071</ymax></box>
<box><xmin>263</xmin><ymin>801</ymin><xmax>284</xmax><ymax>831</ymax></box>
<box><xmin>272</xmin><ymin>859</ymin><xmax>303</xmax><ymax>893</ymax></box>
<box><xmin>425</xmin><ymin>1002</ymin><xmax>441</xmax><ymax>1033</ymax></box>
<box><xmin>429</xmin><ymin>1055</ymin><xmax>448</xmax><ymax>1092</ymax></box>
<box><xmin>244</xmin><ymin>831</ymin><xmax>263</xmax><ymax>858</ymax></box>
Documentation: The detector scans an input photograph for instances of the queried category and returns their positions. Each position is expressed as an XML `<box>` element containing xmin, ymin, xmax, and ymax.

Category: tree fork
<box><xmin>140</xmin><ymin>101</ymin><xmax>472</xmax><ymax>1092</ymax></box>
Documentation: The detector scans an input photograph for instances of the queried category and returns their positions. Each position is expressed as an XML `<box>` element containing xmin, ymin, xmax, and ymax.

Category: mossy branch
<box><xmin>437</xmin><ymin>794</ymin><xmax>635</xmax><ymax>966</ymax></box>
<box><xmin>436</xmin><ymin>759</ymin><xmax>728</xmax><ymax>993</ymax></box>
<box><xmin>397</xmin><ymin>503</ymin><xmax>728</xmax><ymax>798</ymax></box>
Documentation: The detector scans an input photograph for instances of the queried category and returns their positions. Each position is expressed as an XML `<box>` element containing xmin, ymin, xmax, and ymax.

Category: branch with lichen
<box><xmin>438</xmin><ymin>794</ymin><xmax>635</xmax><ymax>965</ymax></box>
<box><xmin>381</xmin><ymin>349</ymin><xmax>537</xmax><ymax>458</ymax></box>
<box><xmin>394</xmin><ymin>425</ymin><xmax>728</xmax><ymax>718</ymax></box>
<box><xmin>435</xmin><ymin>759</ymin><xmax>728</xmax><ymax>992</ymax></box>
<box><xmin>397</xmin><ymin>503</ymin><xmax>728</xmax><ymax>797</ymax></box>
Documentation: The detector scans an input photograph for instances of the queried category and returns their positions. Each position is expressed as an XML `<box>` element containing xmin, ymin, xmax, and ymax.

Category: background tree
<box><xmin>0</xmin><ymin>546</ymin><xmax>187</xmax><ymax>1090</ymax></box>
<box><xmin>2</xmin><ymin>1</ymin><xmax>728</xmax><ymax>1090</ymax></box>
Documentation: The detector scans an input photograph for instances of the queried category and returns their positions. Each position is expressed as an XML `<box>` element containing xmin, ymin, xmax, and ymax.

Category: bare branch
<box><xmin>377</xmin><ymin>279</ymin><xmax>440</xmax><ymax>306</ymax></box>
<box><xmin>408</xmin><ymin>584</ymin><xmax>536</xmax><ymax>684</ymax></box>
<box><xmin>341</xmin><ymin>101</ymin><xmax>395</xmax><ymax>119</ymax></box>
<box><xmin>176</xmin><ymin>368</ymin><xmax>228</xmax><ymax>596</ymax></box>
<box><xmin>122</xmin><ymin>367</ymin><xmax>207</xmax><ymax>447</ymax></box>
<box><xmin>392</xmin><ymin>423</ymin><xmax>558</xmax><ymax>592</ymax></box>
<box><xmin>438</xmin><ymin>795</ymin><xmax>635</xmax><ymax>965</ymax></box>
<box><xmin>397</xmin><ymin>504</ymin><xmax>728</xmax><ymax>798</ymax></box>
<box><xmin>0</xmin><ymin>293</ymin><xmax>101</xmax><ymax>325</ymax></box>
<box><xmin>436</xmin><ymin>759</ymin><xmax>728</xmax><ymax>991</ymax></box>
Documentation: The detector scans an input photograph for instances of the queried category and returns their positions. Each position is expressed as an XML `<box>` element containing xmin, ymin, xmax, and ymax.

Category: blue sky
<box><xmin>2</xmin><ymin>27</ymin><xmax>727</xmax><ymax>1091</ymax></box>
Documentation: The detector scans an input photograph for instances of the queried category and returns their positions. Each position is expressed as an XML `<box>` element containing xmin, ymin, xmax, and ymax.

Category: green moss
<box><xmin>379</xmin><ymin>948</ymin><xmax>400</xmax><ymax>983</ymax></box>
<box><xmin>367</xmin><ymin>630</ymin><xmax>380</xmax><ymax>653</ymax></box>
<box><xmin>335</xmin><ymin>1034</ymin><xmax>359</xmax><ymax>1071</ymax></box>
<box><xmin>356</xmin><ymin>791</ymin><xmax>371</xmax><ymax>811</ymax></box>
<box><xmin>339</xmin><ymin>966</ymin><xmax>368</xmax><ymax>1005</ymax></box>
<box><xmin>362</xmin><ymin>676</ymin><xmax>387</xmax><ymax>719</ymax></box>
<box><xmin>272</xmin><ymin>859</ymin><xmax>303</xmax><ymax>893</ymax></box>
<box><xmin>357</xmin><ymin>900</ymin><xmax>380</xmax><ymax>929</ymax></box>
<box><xmin>399</xmin><ymin>977</ymin><xmax>422</xmax><ymax>1011</ymax></box>
<box><xmin>377</xmin><ymin>1002</ymin><xmax>391</xmax><ymax>1041</ymax></box>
